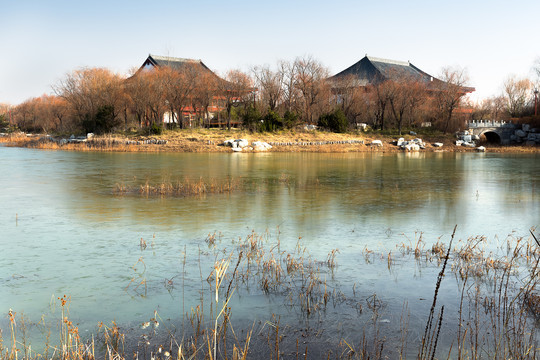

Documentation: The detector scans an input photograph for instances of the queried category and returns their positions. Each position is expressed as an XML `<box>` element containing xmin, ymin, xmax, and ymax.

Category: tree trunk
<box><xmin>124</xmin><ymin>107</ymin><xmax>128</xmax><ymax>132</ymax></box>
<box><xmin>226</xmin><ymin>104</ymin><xmax>232</xmax><ymax>130</ymax></box>
<box><xmin>443</xmin><ymin>111</ymin><xmax>452</xmax><ymax>134</ymax></box>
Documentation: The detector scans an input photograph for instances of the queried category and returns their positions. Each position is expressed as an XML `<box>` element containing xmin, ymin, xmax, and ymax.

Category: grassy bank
<box><xmin>1</xmin><ymin>129</ymin><xmax>539</xmax><ymax>153</ymax></box>
<box><xmin>1</xmin><ymin>228</ymin><xmax>538</xmax><ymax>360</ymax></box>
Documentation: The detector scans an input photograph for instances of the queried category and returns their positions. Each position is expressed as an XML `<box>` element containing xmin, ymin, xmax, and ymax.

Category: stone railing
<box><xmin>468</xmin><ymin>120</ymin><xmax>509</xmax><ymax>128</ymax></box>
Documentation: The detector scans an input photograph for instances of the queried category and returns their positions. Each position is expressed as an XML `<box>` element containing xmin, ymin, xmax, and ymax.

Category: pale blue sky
<box><xmin>1</xmin><ymin>0</ymin><xmax>539</xmax><ymax>105</ymax></box>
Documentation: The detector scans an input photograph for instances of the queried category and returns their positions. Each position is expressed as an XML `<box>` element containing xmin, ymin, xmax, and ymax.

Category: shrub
<box><xmin>318</xmin><ymin>109</ymin><xmax>349</xmax><ymax>133</ymax></box>
<box><xmin>148</xmin><ymin>122</ymin><xmax>163</xmax><ymax>135</ymax></box>
<box><xmin>260</xmin><ymin>110</ymin><xmax>283</xmax><ymax>132</ymax></box>
<box><xmin>82</xmin><ymin>105</ymin><xmax>119</xmax><ymax>134</ymax></box>
<box><xmin>0</xmin><ymin>114</ymin><xmax>8</xmax><ymax>130</ymax></box>
<box><xmin>283</xmin><ymin>110</ymin><xmax>299</xmax><ymax>129</ymax></box>
<box><xmin>241</xmin><ymin>106</ymin><xmax>262</xmax><ymax>131</ymax></box>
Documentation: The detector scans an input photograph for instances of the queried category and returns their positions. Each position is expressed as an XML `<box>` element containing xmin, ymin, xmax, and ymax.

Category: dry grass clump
<box><xmin>452</xmin><ymin>232</ymin><xmax>539</xmax><ymax>360</ymax></box>
<box><xmin>113</xmin><ymin>177</ymin><xmax>243</xmax><ymax>197</ymax></box>
<box><xmin>418</xmin><ymin>225</ymin><xmax>455</xmax><ymax>360</ymax></box>
<box><xmin>2</xmin><ymin>228</ymin><xmax>538</xmax><ymax>360</ymax></box>
<box><xmin>391</xmin><ymin>227</ymin><xmax>539</xmax><ymax>359</ymax></box>
<box><xmin>1</xmin><ymin>296</ymin><xmax>97</xmax><ymax>360</ymax></box>
<box><xmin>2</xmin><ymin>134</ymin><xmax>144</xmax><ymax>152</ymax></box>
<box><xmin>397</xmin><ymin>231</ymin><xmax>426</xmax><ymax>259</ymax></box>
<box><xmin>0</xmin><ymin>132</ymin><xmax>29</xmax><ymax>143</ymax></box>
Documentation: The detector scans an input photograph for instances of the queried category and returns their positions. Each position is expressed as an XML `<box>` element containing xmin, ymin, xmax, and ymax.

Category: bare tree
<box><xmin>293</xmin><ymin>56</ymin><xmax>330</xmax><ymax>124</ymax></box>
<box><xmin>160</xmin><ymin>67</ymin><xmax>181</xmax><ymax>127</ymax></box>
<box><xmin>48</xmin><ymin>96</ymin><xmax>71</xmax><ymax>132</ymax></box>
<box><xmin>252</xmin><ymin>65</ymin><xmax>284</xmax><ymax>111</ymax></box>
<box><xmin>37</xmin><ymin>95</ymin><xmax>64</xmax><ymax>133</ymax></box>
<box><xmin>503</xmin><ymin>75</ymin><xmax>532</xmax><ymax>117</ymax></box>
<box><xmin>146</xmin><ymin>69</ymin><xmax>168</xmax><ymax>126</ymax></box>
<box><xmin>431</xmin><ymin>67</ymin><xmax>470</xmax><ymax>133</ymax></box>
<box><xmin>125</xmin><ymin>68</ymin><xmax>152</xmax><ymax>128</ymax></box>
<box><xmin>160</xmin><ymin>65</ymin><xmax>199</xmax><ymax>128</ymax></box>
<box><xmin>277</xmin><ymin>60</ymin><xmax>299</xmax><ymax>114</ymax></box>
<box><xmin>386</xmin><ymin>78</ymin><xmax>426</xmax><ymax>135</ymax></box>
<box><xmin>330</xmin><ymin>74</ymin><xmax>368</xmax><ymax>125</ymax></box>
<box><xmin>371</xmin><ymin>80</ymin><xmax>392</xmax><ymax>130</ymax></box>
<box><xmin>191</xmin><ymin>68</ymin><xmax>218</xmax><ymax>128</ymax></box>
<box><xmin>477</xmin><ymin>95</ymin><xmax>507</xmax><ymax>120</ymax></box>
<box><xmin>218</xmin><ymin>70</ymin><xmax>253</xmax><ymax>130</ymax></box>
<box><xmin>10</xmin><ymin>95</ymin><xmax>69</xmax><ymax>133</ymax></box>
<box><xmin>53</xmin><ymin>68</ymin><xmax>125</xmax><ymax>133</ymax></box>
<box><xmin>52</xmin><ymin>70</ymin><xmax>87</xmax><ymax>124</ymax></box>
<box><xmin>11</xmin><ymin>100</ymin><xmax>32</xmax><ymax>131</ymax></box>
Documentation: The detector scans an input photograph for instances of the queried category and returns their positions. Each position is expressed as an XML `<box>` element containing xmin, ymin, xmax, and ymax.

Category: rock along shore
<box><xmin>1</xmin><ymin>131</ymin><xmax>538</xmax><ymax>153</ymax></box>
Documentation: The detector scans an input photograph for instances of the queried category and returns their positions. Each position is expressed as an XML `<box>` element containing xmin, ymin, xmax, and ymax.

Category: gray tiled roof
<box><xmin>329</xmin><ymin>56</ymin><xmax>474</xmax><ymax>93</ymax></box>
<box><xmin>330</xmin><ymin>56</ymin><xmax>436</xmax><ymax>85</ymax></box>
<box><xmin>141</xmin><ymin>54</ymin><xmax>220</xmax><ymax>79</ymax></box>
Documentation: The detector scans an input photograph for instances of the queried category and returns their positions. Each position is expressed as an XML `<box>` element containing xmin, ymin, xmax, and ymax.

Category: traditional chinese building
<box><xmin>139</xmin><ymin>54</ymin><xmax>218</xmax><ymax>76</ymax></box>
<box><xmin>134</xmin><ymin>54</ymin><xmax>228</xmax><ymax>127</ymax></box>
<box><xmin>329</xmin><ymin>56</ymin><xmax>475</xmax><ymax>130</ymax></box>
<box><xmin>329</xmin><ymin>55</ymin><xmax>475</xmax><ymax>94</ymax></box>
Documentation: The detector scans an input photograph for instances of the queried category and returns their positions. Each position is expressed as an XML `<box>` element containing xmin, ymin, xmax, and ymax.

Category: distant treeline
<box><xmin>1</xmin><ymin>56</ymin><xmax>539</xmax><ymax>135</ymax></box>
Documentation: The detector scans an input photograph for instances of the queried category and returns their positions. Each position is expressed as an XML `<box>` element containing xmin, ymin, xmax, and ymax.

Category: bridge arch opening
<box><xmin>481</xmin><ymin>131</ymin><xmax>501</xmax><ymax>144</ymax></box>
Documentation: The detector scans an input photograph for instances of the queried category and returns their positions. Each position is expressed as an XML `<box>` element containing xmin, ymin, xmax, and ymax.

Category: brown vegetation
<box><xmin>2</xmin><ymin>129</ymin><xmax>537</xmax><ymax>154</ymax></box>
<box><xmin>2</xmin><ymin>54</ymin><xmax>540</xmax><ymax>141</ymax></box>
<box><xmin>1</xmin><ymin>228</ymin><xmax>538</xmax><ymax>359</ymax></box>
<box><xmin>114</xmin><ymin>177</ymin><xmax>243</xmax><ymax>197</ymax></box>
<box><xmin>0</xmin><ymin>55</ymin><xmax>481</xmax><ymax>137</ymax></box>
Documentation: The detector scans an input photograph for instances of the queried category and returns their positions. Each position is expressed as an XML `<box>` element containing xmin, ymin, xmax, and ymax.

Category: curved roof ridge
<box><xmin>149</xmin><ymin>54</ymin><xmax>201</xmax><ymax>63</ymax></box>
<box><xmin>367</xmin><ymin>56</ymin><xmax>409</xmax><ymax>66</ymax></box>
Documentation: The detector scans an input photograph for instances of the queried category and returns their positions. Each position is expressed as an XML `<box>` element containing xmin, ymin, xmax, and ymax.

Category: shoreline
<box><xmin>1</xmin><ymin>129</ymin><xmax>539</xmax><ymax>153</ymax></box>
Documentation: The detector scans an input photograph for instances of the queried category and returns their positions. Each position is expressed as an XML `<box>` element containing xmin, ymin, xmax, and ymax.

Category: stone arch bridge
<box><xmin>467</xmin><ymin>120</ymin><xmax>517</xmax><ymax>145</ymax></box>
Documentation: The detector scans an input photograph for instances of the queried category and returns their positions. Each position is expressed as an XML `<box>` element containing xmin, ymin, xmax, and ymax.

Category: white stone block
<box><xmin>405</xmin><ymin>143</ymin><xmax>420</xmax><ymax>151</ymax></box>
<box><xmin>252</xmin><ymin>141</ymin><xmax>272</xmax><ymax>151</ymax></box>
<box><xmin>236</xmin><ymin>139</ymin><xmax>249</xmax><ymax>148</ymax></box>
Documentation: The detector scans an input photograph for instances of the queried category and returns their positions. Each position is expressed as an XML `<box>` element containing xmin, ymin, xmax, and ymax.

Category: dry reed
<box><xmin>113</xmin><ymin>177</ymin><xmax>243</xmax><ymax>197</ymax></box>
<box><xmin>2</xmin><ymin>228</ymin><xmax>539</xmax><ymax>360</ymax></box>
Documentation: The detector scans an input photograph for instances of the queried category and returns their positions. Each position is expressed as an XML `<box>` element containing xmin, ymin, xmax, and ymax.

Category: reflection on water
<box><xmin>42</xmin><ymin>151</ymin><xmax>538</xmax><ymax>247</ymax></box>
<box><xmin>0</xmin><ymin>147</ymin><xmax>538</xmax><ymax>353</ymax></box>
